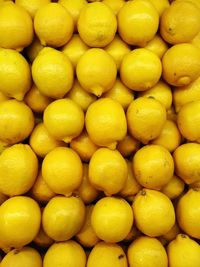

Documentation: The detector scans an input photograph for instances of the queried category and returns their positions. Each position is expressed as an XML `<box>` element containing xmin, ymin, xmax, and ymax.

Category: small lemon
<box><xmin>143</xmin><ymin>34</ymin><xmax>169</xmax><ymax>58</ymax></box>
<box><xmin>0</xmin><ymin>100</ymin><xmax>34</xmax><ymax>145</ymax></box>
<box><xmin>127</xmin><ymin>97</ymin><xmax>166</xmax><ymax>144</ymax></box>
<box><xmin>102</xmin><ymin>0</ymin><xmax>125</xmax><ymax>15</ymax></box>
<box><xmin>0</xmin><ymin>196</ymin><xmax>41</xmax><ymax>250</ymax></box>
<box><xmin>118</xmin><ymin>0</ymin><xmax>159</xmax><ymax>46</ymax></box>
<box><xmin>15</xmin><ymin>0</ymin><xmax>50</xmax><ymax>18</ymax></box>
<box><xmin>161</xmin><ymin>223</ymin><xmax>181</xmax><ymax>243</ymax></box>
<box><xmin>87</xmin><ymin>242</ymin><xmax>128</xmax><ymax>267</ymax></box>
<box><xmin>105</xmin><ymin>34</ymin><xmax>131</xmax><ymax>70</ymax></box>
<box><xmin>0</xmin><ymin>48</ymin><xmax>31</xmax><ymax>100</ymax></box>
<box><xmin>133</xmin><ymin>189</ymin><xmax>175</xmax><ymax>237</ymax></box>
<box><xmin>25</xmin><ymin>37</ymin><xmax>44</xmax><ymax>62</ymax></box>
<box><xmin>42</xmin><ymin>147</ymin><xmax>83</xmax><ymax>196</ymax></box>
<box><xmin>77</xmin><ymin>2</ymin><xmax>117</xmax><ymax>47</ymax></box>
<box><xmin>34</xmin><ymin>3</ymin><xmax>74</xmax><ymax>47</ymax></box>
<box><xmin>0</xmin><ymin>1</ymin><xmax>33</xmax><ymax>50</ymax></box>
<box><xmin>117</xmin><ymin>135</ymin><xmax>140</xmax><ymax>158</ymax></box>
<box><xmin>120</xmin><ymin>49</ymin><xmax>162</xmax><ymax>91</ymax></box>
<box><xmin>168</xmin><ymin>234</ymin><xmax>200</xmax><ymax>267</ymax></box>
<box><xmin>44</xmin><ymin>99</ymin><xmax>84</xmax><ymax>142</ymax></box>
<box><xmin>85</xmin><ymin>98</ymin><xmax>127</xmax><ymax>148</ymax></box>
<box><xmin>161</xmin><ymin>175</ymin><xmax>185</xmax><ymax>199</ymax></box>
<box><xmin>76</xmin><ymin>205</ymin><xmax>100</xmax><ymax>247</ymax></box>
<box><xmin>0</xmin><ymin>92</ymin><xmax>10</xmax><ymax>103</ymax></box>
<box><xmin>43</xmin><ymin>241</ymin><xmax>86</xmax><ymax>267</ymax></box>
<box><xmin>76</xmin><ymin>48</ymin><xmax>117</xmax><ymax>97</ymax></box>
<box><xmin>128</xmin><ymin>236</ymin><xmax>168</xmax><ymax>267</ymax></box>
<box><xmin>91</xmin><ymin>197</ymin><xmax>133</xmax><ymax>243</ymax></box>
<box><xmin>160</xmin><ymin>1</ymin><xmax>200</xmax><ymax>44</ymax></box>
<box><xmin>89</xmin><ymin>148</ymin><xmax>128</xmax><ymax>196</ymax></box>
<box><xmin>103</xmin><ymin>79</ymin><xmax>134</xmax><ymax>110</ymax></box>
<box><xmin>34</xmin><ymin>224</ymin><xmax>53</xmax><ymax>248</ymax></box>
<box><xmin>148</xmin><ymin>0</ymin><xmax>169</xmax><ymax>16</ymax></box>
<box><xmin>173</xmin><ymin>143</ymin><xmax>200</xmax><ymax>184</ymax></box>
<box><xmin>162</xmin><ymin>43</ymin><xmax>200</xmax><ymax>86</ymax></box>
<box><xmin>32</xmin><ymin>47</ymin><xmax>74</xmax><ymax>99</ymax></box>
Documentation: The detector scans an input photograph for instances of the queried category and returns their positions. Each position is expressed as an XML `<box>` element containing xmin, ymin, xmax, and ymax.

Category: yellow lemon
<box><xmin>0</xmin><ymin>144</ymin><xmax>38</xmax><ymax>197</ymax></box>
<box><xmin>76</xmin><ymin>205</ymin><xmax>100</xmax><ymax>247</ymax></box>
<box><xmin>44</xmin><ymin>99</ymin><xmax>84</xmax><ymax>143</ymax></box>
<box><xmin>0</xmin><ymin>100</ymin><xmax>34</xmax><ymax>145</ymax></box>
<box><xmin>128</xmin><ymin>236</ymin><xmax>168</xmax><ymax>267</ymax></box>
<box><xmin>127</xmin><ymin>97</ymin><xmax>166</xmax><ymax>144</ymax></box>
<box><xmin>91</xmin><ymin>197</ymin><xmax>133</xmax><ymax>243</ymax></box>
<box><xmin>1</xmin><ymin>247</ymin><xmax>42</xmax><ymax>267</ymax></box>
<box><xmin>168</xmin><ymin>234</ymin><xmax>200</xmax><ymax>267</ymax></box>
<box><xmin>42</xmin><ymin>147</ymin><xmax>83</xmax><ymax>196</ymax></box>
<box><xmin>25</xmin><ymin>37</ymin><xmax>44</xmax><ymax>62</ymax></box>
<box><xmin>34</xmin><ymin>224</ymin><xmax>53</xmax><ymax>248</ymax></box>
<box><xmin>0</xmin><ymin>196</ymin><xmax>41</xmax><ymax>250</ymax></box>
<box><xmin>118</xmin><ymin>0</ymin><xmax>159</xmax><ymax>46</ymax></box>
<box><xmin>77</xmin><ymin>2</ymin><xmax>117</xmax><ymax>47</ymax></box>
<box><xmin>32</xmin><ymin>47</ymin><xmax>74</xmax><ymax>99</ymax></box>
<box><xmin>76</xmin><ymin>48</ymin><xmax>117</xmax><ymax>97</ymax></box>
<box><xmin>167</xmin><ymin>106</ymin><xmax>177</xmax><ymax>122</ymax></box>
<box><xmin>87</xmin><ymin>242</ymin><xmax>128</xmax><ymax>267</ymax></box>
<box><xmin>120</xmin><ymin>49</ymin><xmax>162</xmax><ymax>91</ymax></box>
<box><xmin>177</xmin><ymin>188</ymin><xmax>200</xmax><ymax>239</ymax></box>
<box><xmin>102</xmin><ymin>0</ymin><xmax>125</xmax><ymax>15</ymax></box>
<box><xmin>0</xmin><ymin>49</ymin><xmax>31</xmax><ymax>100</ymax></box>
<box><xmin>148</xmin><ymin>0</ymin><xmax>169</xmax><ymax>16</ymax></box>
<box><xmin>30</xmin><ymin>122</ymin><xmax>65</xmax><ymax>158</ymax></box>
<box><xmin>161</xmin><ymin>175</ymin><xmax>185</xmax><ymax>199</ymax></box>
<box><xmin>160</xmin><ymin>1</ymin><xmax>200</xmax><ymax>44</ymax></box>
<box><xmin>133</xmin><ymin>144</ymin><xmax>174</xmax><ymax>190</ymax></box>
<box><xmin>67</xmin><ymin>80</ymin><xmax>97</xmax><ymax>111</ymax></box>
<box><xmin>0</xmin><ymin>1</ymin><xmax>33</xmax><ymax>50</ymax></box>
<box><xmin>62</xmin><ymin>34</ymin><xmax>89</xmax><ymax>68</ymax></box>
<box><xmin>162</xmin><ymin>43</ymin><xmax>200</xmax><ymax>86</ymax></box>
<box><xmin>86</xmin><ymin>98</ymin><xmax>127</xmax><ymax>148</ymax></box>
<box><xmin>15</xmin><ymin>0</ymin><xmax>50</xmax><ymax>18</ymax></box>
<box><xmin>89</xmin><ymin>148</ymin><xmax>128</xmax><ymax>196</ymax></box>
<box><xmin>0</xmin><ymin>92</ymin><xmax>10</xmax><ymax>103</ymax></box>
<box><xmin>117</xmin><ymin>135</ymin><xmax>140</xmax><ymax>158</ymax></box>
<box><xmin>177</xmin><ymin>0</ymin><xmax>200</xmax><ymax>10</ymax></box>
<box><xmin>133</xmin><ymin>189</ymin><xmax>175</xmax><ymax>236</ymax></box>
<box><xmin>42</xmin><ymin>196</ymin><xmax>85</xmax><ymax>241</ymax></box>
<box><xmin>34</xmin><ymin>3</ymin><xmax>74</xmax><ymax>47</ymax></box>
<box><xmin>103</xmin><ymin>79</ymin><xmax>134</xmax><ymax>110</ymax></box>
<box><xmin>143</xmin><ymin>34</ymin><xmax>169</xmax><ymax>58</ymax></box>
<box><xmin>161</xmin><ymin>223</ymin><xmax>181</xmax><ymax>243</ymax></box>
<box><xmin>105</xmin><ymin>34</ymin><xmax>131</xmax><ymax>70</ymax></box>
<box><xmin>43</xmin><ymin>241</ymin><xmax>86</xmax><ymax>267</ymax></box>
<box><xmin>173</xmin><ymin>143</ymin><xmax>200</xmax><ymax>184</ymax></box>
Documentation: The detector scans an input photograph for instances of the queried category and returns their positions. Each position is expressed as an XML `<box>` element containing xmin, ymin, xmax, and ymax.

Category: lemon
<box><xmin>161</xmin><ymin>175</ymin><xmax>185</xmax><ymax>199</ymax></box>
<box><xmin>117</xmin><ymin>135</ymin><xmax>140</xmax><ymax>158</ymax></box>
<box><xmin>15</xmin><ymin>0</ymin><xmax>50</xmax><ymax>18</ymax></box>
<box><xmin>161</xmin><ymin>223</ymin><xmax>181</xmax><ymax>243</ymax></box>
<box><xmin>143</xmin><ymin>34</ymin><xmax>169</xmax><ymax>58</ymax></box>
<box><xmin>128</xmin><ymin>236</ymin><xmax>168</xmax><ymax>267</ymax></box>
<box><xmin>105</xmin><ymin>35</ymin><xmax>131</xmax><ymax>70</ymax></box>
<box><xmin>77</xmin><ymin>2</ymin><xmax>117</xmax><ymax>47</ymax></box>
<box><xmin>102</xmin><ymin>0</ymin><xmax>125</xmax><ymax>14</ymax></box>
<box><xmin>0</xmin><ymin>1</ymin><xmax>33</xmax><ymax>50</ymax></box>
<box><xmin>168</xmin><ymin>234</ymin><xmax>200</xmax><ymax>267</ymax></box>
<box><xmin>0</xmin><ymin>196</ymin><xmax>41</xmax><ymax>250</ymax></box>
<box><xmin>25</xmin><ymin>37</ymin><xmax>44</xmax><ymax>62</ymax></box>
<box><xmin>87</xmin><ymin>242</ymin><xmax>128</xmax><ymax>267</ymax></box>
<box><xmin>32</xmin><ymin>47</ymin><xmax>74</xmax><ymax>99</ymax></box>
<box><xmin>85</xmin><ymin>98</ymin><xmax>127</xmax><ymax>148</ymax></box>
<box><xmin>0</xmin><ymin>49</ymin><xmax>31</xmax><ymax>100</ymax></box>
<box><xmin>103</xmin><ymin>79</ymin><xmax>134</xmax><ymax>110</ymax></box>
<box><xmin>118</xmin><ymin>0</ymin><xmax>159</xmax><ymax>46</ymax></box>
<box><xmin>43</xmin><ymin>240</ymin><xmax>86</xmax><ymax>267</ymax></box>
<box><xmin>191</xmin><ymin>30</ymin><xmax>200</xmax><ymax>49</ymax></box>
<box><xmin>91</xmin><ymin>197</ymin><xmax>133</xmax><ymax>243</ymax></box>
<box><xmin>76</xmin><ymin>48</ymin><xmax>117</xmax><ymax>97</ymax></box>
<box><xmin>173</xmin><ymin>143</ymin><xmax>200</xmax><ymax>184</ymax></box>
<box><xmin>31</xmin><ymin>171</ymin><xmax>56</xmax><ymax>204</ymax></box>
<box><xmin>127</xmin><ymin>97</ymin><xmax>166</xmax><ymax>144</ymax></box>
<box><xmin>160</xmin><ymin>1</ymin><xmax>200</xmax><ymax>44</ymax></box>
<box><xmin>162</xmin><ymin>43</ymin><xmax>200</xmax><ymax>86</ymax></box>
<box><xmin>44</xmin><ymin>99</ymin><xmax>84</xmax><ymax>143</ymax></box>
<box><xmin>148</xmin><ymin>0</ymin><xmax>169</xmax><ymax>16</ymax></box>
<box><xmin>30</xmin><ymin>122</ymin><xmax>65</xmax><ymax>158</ymax></box>
<box><xmin>133</xmin><ymin>189</ymin><xmax>175</xmax><ymax>237</ymax></box>
<box><xmin>42</xmin><ymin>147</ymin><xmax>83</xmax><ymax>196</ymax></box>
<box><xmin>120</xmin><ymin>49</ymin><xmax>162</xmax><ymax>91</ymax></box>
<box><xmin>0</xmin><ymin>92</ymin><xmax>10</xmax><ymax>103</ymax></box>
<box><xmin>76</xmin><ymin>164</ymin><xmax>99</xmax><ymax>204</ymax></box>
<box><xmin>34</xmin><ymin>3</ymin><xmax>74</xmax><ymax>47</ymax></box>
<box><xmin>89</xmin><ymin>148</ymin><xmax>128</xmax><ymax>196</ymax></box>
<box><xmin>0</xmin><ymin>100</ymin><xmax>34</xmax><ymax>145</ymax></box>
<box><xmin>167</xmin><ymin>106</ymin><xmax>177</xmax><ymax>122</ymax></box>
<box><xmin>76</xmin><ymin>205</ymin><xmax>100</xmax><ymax>247</ymax></box>
<box><xmin>62</xmin><ymin>34</ymin><xmax>89</xmax><ymax>68</ymax></box>
<box><xmin>34</xmin><ymin>224</ymin><xmax>53</xmax><ymax>248</ymax></box>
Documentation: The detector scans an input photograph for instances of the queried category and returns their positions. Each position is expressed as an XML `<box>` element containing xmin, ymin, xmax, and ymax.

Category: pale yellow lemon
<box><xmin>117</xmin><ymin>135</ymin><xmax>140</xmax><ymax>158</ymax></box>
<box><xmin>91</xmin><ymin>197</ymin><xmax>133</xmax><ymax>243</ymax></box>
<box><xmin>0</xmin><ymin>100</ymin><xmax>34</xmax><ymax>145</ymax></box>
<box><xmin>25</xmin><ymin>37</ymin><xmax>44</xmax><ymax>62</ymax></box>
<box><xmin>32</xmin><ymin>47</ymin><xmax>74</xmax><ymax>99</ymax></box>
<box><xmin>161</xmin><ymin>175</ymin><xmax>185</xmax><ymax>199</ymax></box>
<box><xmin>120</xmin><ymin>49</ymin><xmax>162</xmax><ymax>91</ymax></box>
<box><xmin>76</xmin><ymin>48</ymin><xmax>117</xmax><ymax>97</ymax></box>
<box><xmin>143</xmin><ymin>34</ymin><xmax>169</xmax><ymax>58</ymax></box>
<box><xmin>148</xmin><ymin>0</ymin><xmax>169</xmax><ymax>16</ymax></box>
<box><xmin>102</xmin><ymin>0</ymin><xmax>125</xmax><ymax>15</ymax></box>
<box><xmin>15</xmin><ymin>0</ymin><xmax>50</xmax><ymax>18</ymax></box>
<box><xmin>77</xmin><ymin>2</ymin><xmax>117</xmax><ymax>47</ymax></box>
